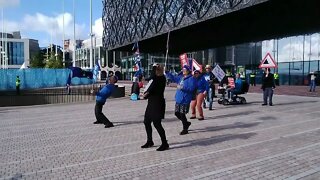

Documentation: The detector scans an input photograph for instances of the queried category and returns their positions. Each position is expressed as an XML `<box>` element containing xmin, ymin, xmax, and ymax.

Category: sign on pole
<box><xmin>179</xmin><ymin>53</ymin><xmax>189</xmax><ymax>67</ymax></box>
<box><xmin>259</xmin><ymin>53</ymin><xmax>278</xmax><ymax>68</ymax></box>
<box><xmin>212</xmin><ymin>64</ymin><xmax>226</xmax><ymax>82</ymax></box>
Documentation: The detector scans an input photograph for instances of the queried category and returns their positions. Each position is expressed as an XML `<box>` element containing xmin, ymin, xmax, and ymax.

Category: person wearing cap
<box><xmin>141</xmin><ymin>64</ymin><xmax>169</xmax><ymax>151</ymax></box>
<box><xmin>203</xmin><ymin>65</ymin><xmax>216</xmax><ymax>110</ymax></box>
<box><xmin>94</xmin><ymin>75</ymin><xmax>118</xmax><ymax>128</ymax></box>
<box><xmin>174</xmin><ymin>65</ymin><xmax>197</xmax><ymax>135</ymax></box>
<box><xmin>190</xmin><ymin>70</ymin><xmax>209</xmax><ymax>120</ymax></box>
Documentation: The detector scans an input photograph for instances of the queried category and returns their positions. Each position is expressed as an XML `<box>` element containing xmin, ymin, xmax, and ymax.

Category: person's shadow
<box><xmin>170</xmin><ymin>132</ymin><xmax>256</xmax><ymax>150</ymax></box>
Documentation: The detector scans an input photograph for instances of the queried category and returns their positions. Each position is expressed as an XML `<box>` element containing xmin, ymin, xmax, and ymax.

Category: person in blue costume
<box><xmin>172</xmin><ymin>65</ymin><xmax>197</xmax><ymax>135</ymax></box>
<box><xmin>94</xmin><ymin>75</ymin><xmax>118</xmax><ymax>128</ymax></box>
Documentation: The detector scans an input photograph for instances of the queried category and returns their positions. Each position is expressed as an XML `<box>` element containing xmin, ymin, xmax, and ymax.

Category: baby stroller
<box><xmin>217</xmin><ymin>81</ymin><xmax>249</xmax><ymax>105</ymax></box>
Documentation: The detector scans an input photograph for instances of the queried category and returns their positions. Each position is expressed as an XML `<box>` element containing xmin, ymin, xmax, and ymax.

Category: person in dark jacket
<box><xmin>261</xmin><ymin>68</ymin><xmax>276</xmax><ymax>106</ymax></box>
<box><xmin>174</xmin><ymin>65</ymin><xmax>197</xmax><ymax>135</ymax></box>
<box><xmin>141</xmin><ymin>64</ymin><xmax>169</xmax><ymax>151</ymax></box>
<box><xmin>190</xmin><ymin>70</ymin><xmax>209</xmax><ymax>120</ymax></box>
<box><xmin>94</xmin><ymin>76</ymin><xmax>118</xmax><ymax>128</ymax></box>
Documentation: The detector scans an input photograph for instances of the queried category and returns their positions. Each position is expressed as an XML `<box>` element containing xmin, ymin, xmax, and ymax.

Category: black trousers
<box><xmin>94</xmin><ymin>102</ymin><xmax>112</xmax><ymax>125</ymax></box>
<box><xmin>144</xmin><ymin>117</ymin><xmax>167</xmax><ymax>143</ymax></box>
<box><xmin>175</xmin><ymin>112</ymin><xmax>189</xmax><ymax>130</ymax></box>
<box><xmin>16</xmin><ymin>86</ymin><xmax>20</xmax><ymax>95</ymax></box>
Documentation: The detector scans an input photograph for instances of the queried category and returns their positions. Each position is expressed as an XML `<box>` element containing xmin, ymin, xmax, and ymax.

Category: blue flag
<box><xmin>132</xmin><ymin>42</ymin><xmax>143</xmax><ymax>77</ymax></box>
<box><xmin>93</xmin><ymin>61</ymin><xmax>100</xmax><ymax>82</ymax></box>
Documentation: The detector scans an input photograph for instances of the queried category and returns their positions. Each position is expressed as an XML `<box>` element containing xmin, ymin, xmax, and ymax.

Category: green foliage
<box><xmin>30</xmin><ymin>51</ymin><xmax>45</xmax><ymax>68</ymax></box>
<box><xmin>45</xmin><ymin>53</ymin><xmax>63</xmax><ymax>69</ymax></box>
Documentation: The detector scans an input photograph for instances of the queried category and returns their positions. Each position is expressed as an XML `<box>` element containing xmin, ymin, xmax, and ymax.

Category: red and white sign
<box><xmin>259</xmin><ymin>53</ymin><xmax>278</xmax><ymax>68</ymax></box>
<box><xmin>228</xmin><ymin>77</ymin><xmax>235</xmax><ymax>88</ymax></box>
<box><xmin>179</xmin><ymin>53</ymin><xmax>189</xmax><ymax>68</ymax></box>
<box><xmin>192</xmin><ymin>59</ymin><xmax>202</xmax><ymax>71</ymax></box>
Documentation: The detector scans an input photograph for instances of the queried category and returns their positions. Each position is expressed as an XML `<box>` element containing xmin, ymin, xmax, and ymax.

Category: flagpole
<box><xmin>89</xmin><ymin>0</ymin><xmax>93</xmax><ymax>70</ymax></box>
<box><xmin>72</xmin><ymin>0</ymin><xmax>76</xmax><ymax>67</ymax></box>
<box><xmin>62</xmin><ymin>0</ymin><xmax>65</xmax><ymax>67</ymax></box>
<box><xmin>164</xmin><ymin>31</ymin><xmax>170</xmax><ymax>72</ymax></box>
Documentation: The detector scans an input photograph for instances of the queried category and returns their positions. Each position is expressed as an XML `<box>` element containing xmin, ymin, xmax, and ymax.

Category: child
<box><xmin>94</xmin><ymin>76</ymin><xmax>118</xmax><ymax>128</ymax></box>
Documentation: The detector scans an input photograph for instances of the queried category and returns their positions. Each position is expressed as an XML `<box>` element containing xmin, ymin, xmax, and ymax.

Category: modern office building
<box><xmin>70</xmin><ymin>36</ymin><xmax>108</xmax><ymax>70</ymax></box>
<box><xmin>0</xmin><ymin>31</ymin><xmax>40</xmax><ymax>69</ymax></box>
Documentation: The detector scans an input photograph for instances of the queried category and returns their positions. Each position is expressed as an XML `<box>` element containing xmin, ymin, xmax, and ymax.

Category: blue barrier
<box><xmin>0</xmin><ymin>68</ymin><xmax>93</xmax><ymax>90</ymax></box>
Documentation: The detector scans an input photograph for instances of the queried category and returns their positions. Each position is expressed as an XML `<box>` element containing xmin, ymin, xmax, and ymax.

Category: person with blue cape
<box><xmin>94</xmin><ymin>76</ymin><xmax>118</xmax><ymax>128</ymax></box>
<box><xmin>173</xmin><ymin>65</ymin><xmax>197</xmax><ymax>135</ymax></box>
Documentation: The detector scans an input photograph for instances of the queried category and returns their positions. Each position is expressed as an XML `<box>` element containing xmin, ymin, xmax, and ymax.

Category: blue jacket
<box><xmin>195</xmin><ymin>75</ymin><xmax>209</xmax><ymax>94</ymax></box>
<box><xmin>175</xmin><ymin>75</ymin><xmax>197</xmax><ymax>105</ymax></box>
<box><xmin>96</xmin><ymin>84</ymin><xmax>116</xmax><ymax>104</ymax></box>
<box><xmin>234</xmin><ymin>78</ymin><xmax>243</xmax><ymax>92</ymax></box>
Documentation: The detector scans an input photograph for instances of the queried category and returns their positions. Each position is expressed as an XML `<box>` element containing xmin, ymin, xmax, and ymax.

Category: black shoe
<box><xmin>186</xmin><ymin>121</ymin><xmax>191</xmax><ymax>129</ymax></box>
<box><xmin>180</xmin><ymin>129</ymin><xmax>189</xmax><ymax>135</ymax></box>
<box><xmin>141</xmin><ymin>141</ymin><xmax>154</xmax><ymax>148</ymax></box>
<box><xmin>105</xmin><ymin>123</ymin><xmax>114</xmax><ymax>128</ymax></box>
<box><xmin>190</xmin><ymin>116</ymin><xmax>196</xmax><ymax>119</ymax></box>
<box><xmin>261</xmin><ymin>104</ymin><xmax>267</xmax><ymax>106</ymax></box>
<box><xmin>209</xmin><ymin>108</ymin><xmax>213</xmax><ymax>111</ymax></box>
<box><xmin>93</xmin><ymin>121</ymin><xmax>102</xmax><ymax>124</ymax></box>
<box><xmin>269</xmin><ymin>104</ymin><xmax>273</xmax><ymax>106</ymax></box>
<box><xmin>198</xmin><ymin>117</ymin><xmax>204</xmax><ymax>121</ymax></box>
<box><xmin>156</xmin><ymin>142</ymin><xmax>169</xmax><ymax>151</ymax></box>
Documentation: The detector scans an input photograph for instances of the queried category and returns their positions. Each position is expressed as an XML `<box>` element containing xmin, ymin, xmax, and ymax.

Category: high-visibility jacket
<box><xmin>16</xmin><ymin>79</ymin><xmax>20</xmax><ymax>87</ymax></box>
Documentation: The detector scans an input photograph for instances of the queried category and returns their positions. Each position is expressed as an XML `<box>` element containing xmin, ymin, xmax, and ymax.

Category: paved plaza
<box><xmin>0</xmin><ymin>87</ymin><xmax>320</xmax><ymax>180</ymax></box>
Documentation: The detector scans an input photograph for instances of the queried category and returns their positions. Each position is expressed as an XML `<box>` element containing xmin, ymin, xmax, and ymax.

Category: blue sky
<box><xmin>0</xmin><ymin>0</ymin><xmax>103</xmax><ymax>47</ymax></box>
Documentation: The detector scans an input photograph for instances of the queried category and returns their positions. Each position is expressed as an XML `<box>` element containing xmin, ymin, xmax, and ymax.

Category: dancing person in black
<box><xmin>141</xmin><ymin>64</ymin><xmax>169</xmax><ymax>151</ymax></box>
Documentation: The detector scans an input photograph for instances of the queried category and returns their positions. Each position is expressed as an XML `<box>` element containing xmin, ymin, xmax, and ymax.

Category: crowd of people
<box><xmin>93</xmin><ymin>64</ymin><xmax>281</xmax><ymax>151</ymax></box>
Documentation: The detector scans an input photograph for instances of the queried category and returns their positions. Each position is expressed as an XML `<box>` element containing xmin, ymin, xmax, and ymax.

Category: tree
<box><xmin>30</xmin><ymin>51</ymin><xmax>45</xmax><ymax>68</ymax></box>
<box><xmin>45</xmin><ymin>53</ymin><xmax>63</xmax><ymax>69</ymax></box>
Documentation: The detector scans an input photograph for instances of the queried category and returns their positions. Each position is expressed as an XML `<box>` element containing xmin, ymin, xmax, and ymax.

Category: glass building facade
<box><xmin>8</xmin><ymin>42</ymin><xmax>25</xmax><ymax>65</ymax></box>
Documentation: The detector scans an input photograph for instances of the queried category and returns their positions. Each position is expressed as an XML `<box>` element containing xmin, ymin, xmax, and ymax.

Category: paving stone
<box><xmin>0</xmin><ymin>89</ymin><xmax>320</xmax><ymax>179</ymax></box>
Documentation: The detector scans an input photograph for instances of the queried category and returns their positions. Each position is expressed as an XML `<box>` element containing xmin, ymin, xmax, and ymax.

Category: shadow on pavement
<box><xmin>189</xmin><ymin>122</ymin><xmax>261</xmax><ymax>134</ymax></box>
<box><xmin>205</xmin><ymin>111</ymin><xmax>258</xmax><ymax>120</ymax></box>
<box><xmin>171</xmin><ymin>132</ymin><xmax>257</xmax><ymax>150</ymax></box>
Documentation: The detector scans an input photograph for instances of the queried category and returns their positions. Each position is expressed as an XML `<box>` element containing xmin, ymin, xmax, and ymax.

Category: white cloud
<box><xmin>22</xmin><ymin>12</ymin><xmax>87</xmax><ymax>41</ymax></box>
<box><xmin>92</xmin><ymin>18</ymin><xmax>103</xmax><ymax>38</ymax></box>
<box><xmin>0</xmin><ymin>0</ymin><xmax>20</xmax><ymax>8</ymax></box>
<box><xmin>262</xmin><ymin>34</ymin><xmax>320</xmax><ymax>63</ymax></box>
<box><xmin>0</xmin><ymin>20</ymin><xmax>20</xmax><ymax>32</ymax></box>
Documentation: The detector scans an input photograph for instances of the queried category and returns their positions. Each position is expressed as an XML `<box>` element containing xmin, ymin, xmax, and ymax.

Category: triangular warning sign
<box><xmin>259</xmin><ymin>53</ymin><xmax>278</xmax><ymax>68</ymax></box>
